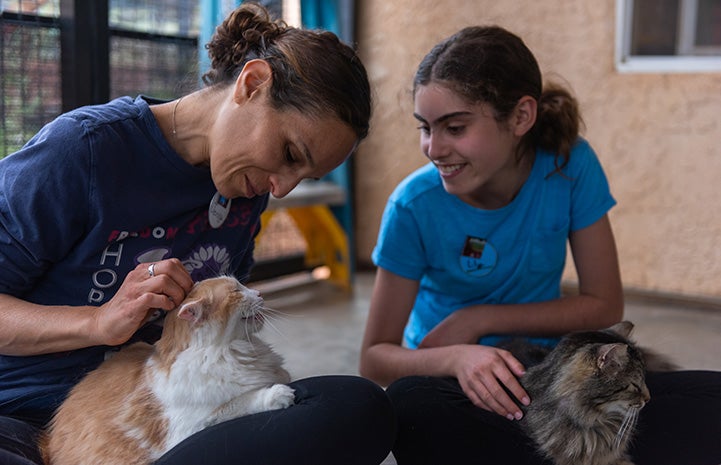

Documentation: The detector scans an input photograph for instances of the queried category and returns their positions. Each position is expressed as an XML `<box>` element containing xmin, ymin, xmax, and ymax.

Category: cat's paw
<box><xmin>264</xmin><ymin>384</ymin><xmax>295</xmax><ymax>410</ymax></box>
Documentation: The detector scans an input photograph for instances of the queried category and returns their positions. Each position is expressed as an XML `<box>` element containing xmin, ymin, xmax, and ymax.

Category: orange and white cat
<box><xmin>41</xmin><ymin>276</ymin><xmax>294</xmax><ymax>465</ymax></box>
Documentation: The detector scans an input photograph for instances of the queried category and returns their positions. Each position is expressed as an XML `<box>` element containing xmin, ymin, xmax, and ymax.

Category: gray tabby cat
<box><xmin>503</xmin><ymin>321</ymin><xmax>672</xmax><ymax>465</ymax></box>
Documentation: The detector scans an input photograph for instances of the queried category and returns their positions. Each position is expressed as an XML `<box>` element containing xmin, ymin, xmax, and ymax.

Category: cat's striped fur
<box><xmin>507</xmin><ymin>322</ymin><xmax>655</xmax><ymax>465</ymax></box>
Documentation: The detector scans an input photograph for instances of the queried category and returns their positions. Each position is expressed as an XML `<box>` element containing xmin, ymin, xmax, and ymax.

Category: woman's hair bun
<box><xmin>204</xmin><ymin>3</ymin><xmax>287</xmax><ymax>85</ymax></box>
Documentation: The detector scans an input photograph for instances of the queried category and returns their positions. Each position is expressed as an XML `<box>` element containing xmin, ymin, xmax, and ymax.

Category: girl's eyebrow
<box><xmin>413</xmin><ymin>111</ymin><xmax>473</xmax><ymax>125</ymax></box>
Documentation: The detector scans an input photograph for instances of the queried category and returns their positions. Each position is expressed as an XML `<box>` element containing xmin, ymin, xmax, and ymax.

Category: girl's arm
<box><xmin>419</xmin><ymin>214</ymin><xmax>623</xmax><ymax>347</ymax></box>
<box><xmin>359</xmin><ymin>268</ymin><xmax>529</xmax><ymax>421</ymax></box>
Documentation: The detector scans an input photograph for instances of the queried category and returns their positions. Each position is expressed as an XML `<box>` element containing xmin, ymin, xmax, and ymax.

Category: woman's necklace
<box><xmin>171</xmin><ymin>97</ymin><xmax>182</xmax><ymax>137</ymax></box>
<box><xmin>171</xmin><ymin>96</ymin><xmax>231</xmax><ymax>228</ymax></box>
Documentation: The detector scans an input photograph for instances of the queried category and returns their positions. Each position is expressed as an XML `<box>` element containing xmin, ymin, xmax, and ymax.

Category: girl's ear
<box><xmin>234</xmin><ymin>59</ymin><xmax>273</xmax><ymax>103</ymax></box>
<box><xmin>178</xmin><ymin>299</ymin><xmax>205</xmax><ymax>324</ymax></box>
<box><xmin>511</xmin><ymin>95</ymin><xmax>537</xmax><ymax>137</ymax></box>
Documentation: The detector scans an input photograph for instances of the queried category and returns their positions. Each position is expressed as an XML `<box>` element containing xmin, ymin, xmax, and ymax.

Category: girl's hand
<box><xmin>92</xmin><ymin>258</ymin><xmax>194</xmax><ymax>346</ymax></box>
<box><xmin>451</xmin><ymin>344</ymin><xmax>530</xmax><ymax>420</ymax></box>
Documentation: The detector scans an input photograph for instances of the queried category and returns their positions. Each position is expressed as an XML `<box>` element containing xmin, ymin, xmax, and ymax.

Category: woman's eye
<box><xmin>416</xmin><ymin>125</ymin><xmax>430</xmax><ymax>135</ymax></box>
<box><xmin>447</xmin><ymin>125</ymin><xmax>465</xmax><ymax>135</ymax></box>
<box><xmin>285</xmin><ymin>147</ymin><xmax>296</xmax><ymax>164</ymax></box>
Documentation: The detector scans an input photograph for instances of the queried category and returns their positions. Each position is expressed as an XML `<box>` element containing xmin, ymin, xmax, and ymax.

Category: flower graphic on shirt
<box><xmin>182</xmin><ymin>244</ymin><xmax>231</xmax><ymax>281</ymax></box>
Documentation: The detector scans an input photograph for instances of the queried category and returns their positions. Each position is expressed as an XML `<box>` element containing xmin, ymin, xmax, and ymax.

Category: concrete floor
<box><xmin>255</xmin><ymin>270</ymin><xmax>721</xmax><ymax>465</ymax></box>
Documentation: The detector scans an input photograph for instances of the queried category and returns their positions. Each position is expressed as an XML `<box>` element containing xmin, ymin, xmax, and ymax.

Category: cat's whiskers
<box><xmin>257</xmin><ymin>307</ymin><xmax>289</xmax><ymax>339</ymax></box>
<box><xmin>243</xmin><ymin>319</ymin><xmax>254</xmax><ymax>347</ymax></box>
<box><xmin>260</xmin><ymin>305</ymin><xmax>299</xmax><ymax>319</ymax></box>
<box><xmin>614</xmin><ymin>406</ymin><xmax>640</xmax><ymax>449</ymax></box>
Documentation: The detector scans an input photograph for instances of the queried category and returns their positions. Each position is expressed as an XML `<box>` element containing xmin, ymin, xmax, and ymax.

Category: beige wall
<box><xmin>353</xmin><ymin>0</ymin><xmax>721</xmax><ymax>299</ymax></box>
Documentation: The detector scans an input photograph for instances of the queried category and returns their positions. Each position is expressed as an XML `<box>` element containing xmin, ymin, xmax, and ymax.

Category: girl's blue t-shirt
<box><xmin>372</xmin><ymin>139</ymin><xmax>616</xmax><ymax>349</ymax></box>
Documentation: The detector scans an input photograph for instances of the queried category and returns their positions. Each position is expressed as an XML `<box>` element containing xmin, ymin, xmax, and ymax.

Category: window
<box><xmin>616</xmin><ymin>0</ymin><xmax>721</xmax><ymax>72</ymax></box>
<box><xmin>1</xmin><ymin>0</ymin><xmax>61</xmax><ymax>156</ymax></box>
<box><xmin>0</xmin><ymin>0</ymin><xmax>202</xmax><ymax>157</ymax></box>
<box><xmin>109</xmin><ymin>0</ymin><xmax>200</xmax><ymax>100</ymax></box>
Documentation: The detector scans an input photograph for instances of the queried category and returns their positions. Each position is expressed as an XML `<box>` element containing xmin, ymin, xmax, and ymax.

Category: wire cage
<box><xmin>1</xmin><ymin>0</ymin><xmax>62</xmax><ymax>156</ymax></box>
<box><xmin>109</xmin><ymin>0</ymin><xmax>200</xmax><ymax>100</ymax></box>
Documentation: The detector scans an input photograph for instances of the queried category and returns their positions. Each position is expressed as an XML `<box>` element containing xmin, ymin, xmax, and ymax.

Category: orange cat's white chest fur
<box><xmin>42</xmin><ymin>276</ymin><xmax>294</xmax><ymax>465</ymax></box>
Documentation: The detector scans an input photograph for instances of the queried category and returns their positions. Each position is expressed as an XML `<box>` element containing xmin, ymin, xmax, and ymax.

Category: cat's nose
<box><xmin>634</xmin><ymin>384</ymin><xmax>651</xmax><ymax>408</ymax></box>
<box><xmin>641</xmin><ymin>385</ymin><xmax>650</xmax><ymax>404</ymax></box>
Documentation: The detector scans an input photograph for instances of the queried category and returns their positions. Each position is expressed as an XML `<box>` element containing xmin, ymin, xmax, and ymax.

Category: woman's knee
<box><xmin>292</xmin><ymin>375</ymin><xmax>396</xmax><ymax>431</ymax></box>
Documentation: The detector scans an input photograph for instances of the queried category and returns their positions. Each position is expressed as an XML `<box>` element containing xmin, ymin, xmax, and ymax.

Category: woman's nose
<box><xmin>270</xmin><ymin>175</ymin><xmax>301</xmax><ymax>199</ymax></box>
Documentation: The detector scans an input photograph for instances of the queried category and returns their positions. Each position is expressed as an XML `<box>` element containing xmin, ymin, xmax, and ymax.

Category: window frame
<box><xmin>615</xmin><ymin>0</ymin><xmax>721</xmax><ymax>73</ymax></box>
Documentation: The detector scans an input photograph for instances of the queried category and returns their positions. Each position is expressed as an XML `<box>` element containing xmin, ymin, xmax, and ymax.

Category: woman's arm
<box><xmin>0</xmin><ymin>258</ymin><xmax>193</xmax><ymax>356</ymax></box>
<box><xmin>419</xmin><ymin>214</ymin><xmax>623</xmax><ymax>347</ymax></box>
<box><xmin>359</xmin><ymin>268</ymin><xmax>529</xmax><ymax>420</ymax></box>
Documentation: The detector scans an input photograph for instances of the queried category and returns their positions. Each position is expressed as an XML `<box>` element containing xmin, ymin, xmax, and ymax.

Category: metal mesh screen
<box><xmin>1</xmin><ymin>0</ymin><xmax>61</xmax><ymax>157</ymax></box>
<box><xmin>109</xmin><ymin>0</ymin><xmax>200</xmax><ymax>99</ymax></box>
<box><xmin>110</xmin><ymin>36</ymin><xmax>198</xmax><ymax>100</ymax></box>
<box><xmin>255</xmin><ymin>210</ymin><xmax>307</xmax><ymax>260</ymax></box>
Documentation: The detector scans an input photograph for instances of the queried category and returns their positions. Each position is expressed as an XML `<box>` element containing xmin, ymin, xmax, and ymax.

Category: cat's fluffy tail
<box><xmin>641</xmin><ymin>346</ymin><xmax>679</xmax><ymax>371</ymax></box>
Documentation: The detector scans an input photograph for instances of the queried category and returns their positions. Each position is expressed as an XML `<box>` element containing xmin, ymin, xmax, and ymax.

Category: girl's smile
<box><xmin>435</xmin><ymin>162</ymin><xmax>467</xmax><ymax>178</ymax></box>
<box><xmin>414</xmin><ymin>83</ymin><xmax>531</xmax><ymax>210</ymax></box>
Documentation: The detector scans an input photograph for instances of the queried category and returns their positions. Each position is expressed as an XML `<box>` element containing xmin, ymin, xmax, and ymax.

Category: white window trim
<box><xmin>282</xmin><ymin>0</ymin><xmax>301</xmax><ymax>27</ymax></box>
<box><xmin>615</xmin><ymin>0</ymin><xmax>721</xmax><ymax>73</ymax></box>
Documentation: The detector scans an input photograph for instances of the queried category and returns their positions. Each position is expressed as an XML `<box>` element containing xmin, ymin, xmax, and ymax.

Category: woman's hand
<box><xmin>92</xmin><ymin>258</ymin><xmax>194</xmax><ymax>346</ymax></box>
<box><xmin>450</xmin><ymin>344</ymin><xmax>529</xmax><ymax>420</ymax></box>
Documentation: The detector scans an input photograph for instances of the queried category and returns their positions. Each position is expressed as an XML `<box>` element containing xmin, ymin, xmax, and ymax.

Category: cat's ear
<box><xmin>597</xmin><ymin>343</ymin><xmax>629</xmax><ymax>370</ymax></box>
<box><xmin>608</xmin><ymin>321</ymin><xmax>634</xmax><ymax>338</ymax></box>
<box><xmin>178</xmin><ymin>299</ymin><xmax>205</xmax><ymax>324</ymax></box>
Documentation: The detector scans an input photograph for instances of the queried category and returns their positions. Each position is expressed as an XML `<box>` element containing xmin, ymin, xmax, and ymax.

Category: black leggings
<box><xmin>0</xmin><ymin>375</ymin><xmax>396</xmax><ymax>465</ymax></box>
<box><xmin>387</xmin><ymin>371</ymin><xmax>721</xmax><ymax>465</ymax></box>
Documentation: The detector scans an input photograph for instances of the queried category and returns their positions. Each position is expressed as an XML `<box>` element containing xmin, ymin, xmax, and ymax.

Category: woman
<box><xmin>0</xmin><ymin>4</ymin><xmax>394</xmax><ymax>465</ymax></box>
<box><xmin>360</xmin><ymin>25</ymin><xmax>721</xmax><ymax>465</ymax></box>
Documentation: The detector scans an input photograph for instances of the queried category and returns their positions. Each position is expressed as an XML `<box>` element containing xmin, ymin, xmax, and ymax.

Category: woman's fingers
<box><xmin>143</xmin><ymin>259</ymin><xmax>194</xmax><ymax>291</ymax></box>
<box><xmin>145</xmin><ymin>275</ymin><xmax>187</xmax><ymax>309</ymax></box>
<box><xmin>95</xmin><ymin>259</ymin><xmax>194</xmax><ymax>345</ymax></box>
<box><xmin>141</xmin><ymin>258</ymin><xmax>194</xmax><ymax>307</ymax></box>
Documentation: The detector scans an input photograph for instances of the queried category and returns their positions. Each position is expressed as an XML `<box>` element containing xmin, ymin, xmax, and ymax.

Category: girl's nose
<box><xmin>424</xmin><ymin>133</ymin><xmax>447</xmax><ymax>160</ymax></box>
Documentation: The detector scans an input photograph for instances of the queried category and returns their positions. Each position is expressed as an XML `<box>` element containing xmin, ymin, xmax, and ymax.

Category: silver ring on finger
<box><xmin>148</xmin><ymin>263</ymin><xmax>156</xmax><ymax>278</ymax></box>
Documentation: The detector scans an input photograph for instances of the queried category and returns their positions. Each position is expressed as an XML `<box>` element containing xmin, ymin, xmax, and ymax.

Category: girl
<box><xmin>360</xmin><ymin>25</ymin><xmax>721</xmax><ymax>465</ymax></box>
